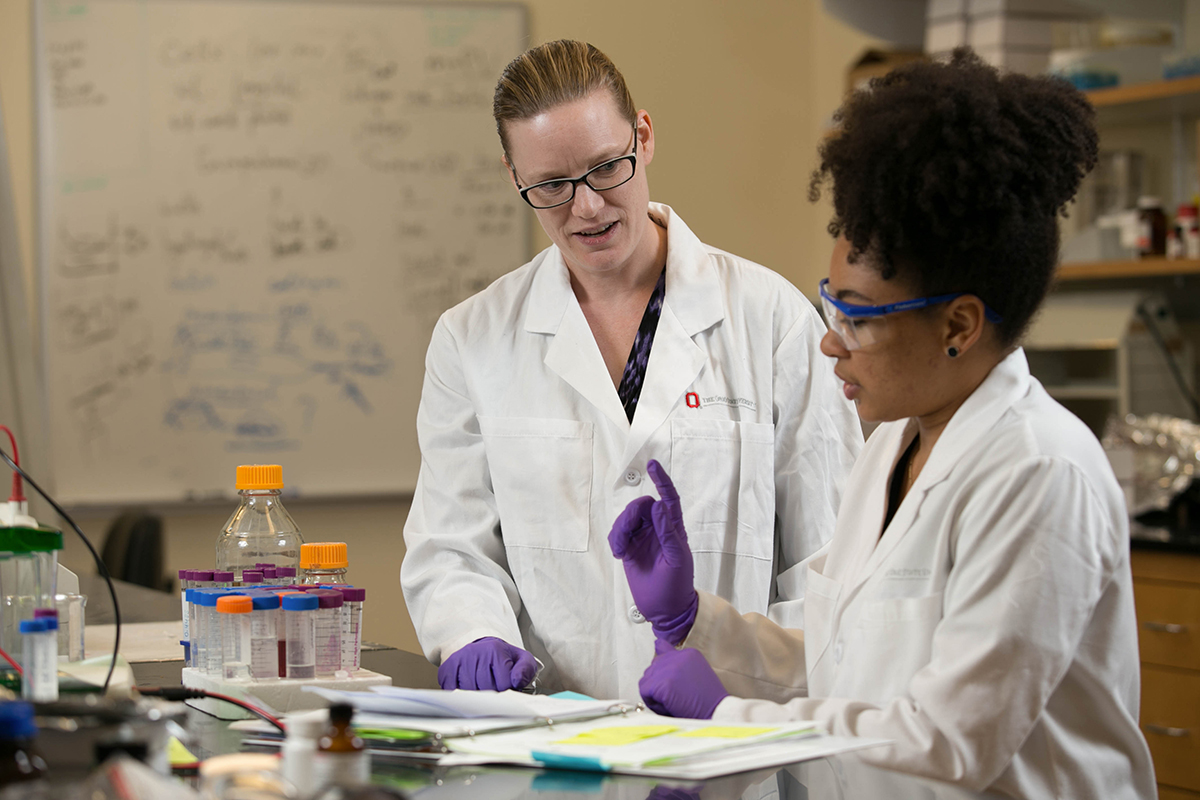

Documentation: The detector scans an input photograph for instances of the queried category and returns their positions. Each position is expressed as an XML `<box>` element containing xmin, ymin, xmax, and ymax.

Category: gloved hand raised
<box><xmin>608</xmin><ymin>460</ymin><xmax>699</xmax><ymax>645</ymax></box>
<box><xmin>437</xmin><ymin>637</ymin><xmax>537</xmax><ymax>691</ymax></box>
<box><xmin>639</xmin><ymin>638</ymin><xmax>729</xmax><ymax>719</ymax></box>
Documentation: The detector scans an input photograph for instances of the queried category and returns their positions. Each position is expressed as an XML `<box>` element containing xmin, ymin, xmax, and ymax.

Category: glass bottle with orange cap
<box><xmin>298</xmin><ymin>542</ymin><xmax>349</xmax><ymax>585</ymax></box>
<box><xmin>216</xmin><ymin>465</ymin><xmax>303</xmax><ymax>581</ymax></box>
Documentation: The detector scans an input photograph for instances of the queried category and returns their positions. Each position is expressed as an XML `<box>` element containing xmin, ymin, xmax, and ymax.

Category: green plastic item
<box><xmin>0</xmin><ymin>526</ymin><xmax>63</xmax><ymax>554</ymax></box>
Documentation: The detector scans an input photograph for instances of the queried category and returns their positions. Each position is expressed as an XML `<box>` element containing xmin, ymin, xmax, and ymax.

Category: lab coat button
<box><xmin>629</xmin><ymin>605</ymin><xmax>647</xmax><ymax>624</ymax></box>
<box><xmin>834</xmin><ymin>642</ymin><xmax>844</xmax><ymax>664</ymax></box>
<box><xmin>624</xmin><ymin>469</ymin><xmax>642</xmax><ymax>486</ymax></box>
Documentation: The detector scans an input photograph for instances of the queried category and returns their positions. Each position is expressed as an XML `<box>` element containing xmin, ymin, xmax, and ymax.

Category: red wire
<box><xmin>203</xmin><ymin>691</ymin><xmax>286</xmax><ymax>732</ymax></box>
<box><xmin>0</xmin><ymin>426</ymin><xmax>24</xmax><ymax>503</ymax></box>
<box><xmin>0</xmin><ymin>643</ymin><xmax>24</xmax><ymax>676</ymax></box>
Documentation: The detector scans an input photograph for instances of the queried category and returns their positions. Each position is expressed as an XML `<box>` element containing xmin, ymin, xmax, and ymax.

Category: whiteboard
<box><xmin>34</xmin><ymin>0</ymin><xmax>529</xmax><ymax>505</ymax></box>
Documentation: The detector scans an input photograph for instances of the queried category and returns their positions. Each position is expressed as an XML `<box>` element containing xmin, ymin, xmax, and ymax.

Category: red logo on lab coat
<box><xmin>685</xmin><ymin>392</ymin><xmax>700</xmax><ymax>408</ymax></box>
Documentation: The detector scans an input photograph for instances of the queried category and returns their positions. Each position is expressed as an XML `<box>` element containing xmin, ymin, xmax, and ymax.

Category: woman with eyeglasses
<box><xmin>401</xmin><ymin>39</ymin><xmax>863</xmax><ymax>699</ymax></box>
<box><xmin>609</xmin><ymin>51</ymin><xmax>1154</xmax><ymax>798</ymax></box>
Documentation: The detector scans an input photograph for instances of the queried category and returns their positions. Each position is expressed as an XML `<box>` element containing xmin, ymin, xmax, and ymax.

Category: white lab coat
<box><xmin>685</xmin><ymin>349</ymin><xmax>1155</xmax><ymax>799</ymax></box>
<box><xmin>401</xmin><ymin>203</ymin><xmax>862</xmax><ymax>700</ymax></box>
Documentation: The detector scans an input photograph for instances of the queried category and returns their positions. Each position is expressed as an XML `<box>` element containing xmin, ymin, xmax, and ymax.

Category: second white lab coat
<box><xmin>401</xmin><ymin>204</ymin><xmax>863</xmax><ymax>700</ymax></box>
<box><xmin>685</xmin><ymin>349</ymin><xmax>1155</xmax><ymax>799</ymax></box>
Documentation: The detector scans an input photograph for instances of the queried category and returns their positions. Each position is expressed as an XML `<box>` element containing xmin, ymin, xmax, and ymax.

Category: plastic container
<box><xmin>277</xmin><ymin>566</ymin><xmax>297</xmax><ymax>584</ymax></box>
<box><xmin>53</xmin><ymin>593</ymin><xmax>85</xmax><ymax>662</ymax></box>
<box><xmin>240</xmin><ymin>570</ymin><xmax>264</xmax><ymax>587</ymax></box>
<box><xmin>336</xmin><ymin>587</ymin><xmax>365</xmax><ymax>672</ymax></box>
<box><xmin>283</xmin><ymin>593</ymin><xmax>318</xmax><ymax>680</ymax></box>
<box><xmin>0</xmin><ymin>526</ymin><xmax>63</xmax><ymax>671</ymax></box>
<box><xmin>19</xmin><ymin>616</ymin><xmax>57</xmax><ymax>702</ymax></box>
<box><xmin>216</xmin><ymin>465</ymin><xmax>303</xmax><ymax>581</ymax></box>
<box><xmin>218</xmin><ymin>595</ymin><xmax>253</xmax><ymax>682</ymax></box>
<box><xmin>0</xmin><ymin>702</ymin><xmax>46</xmax><ymax>787</ymax></box>
<box><xmin>281</xmin><ymin>712</ymin><xmax>322</xmax><ymax>791</ymax></box>
<box><xmin>179</xmin><ymin>569</ymin><xmax>192</xmax><ymax>644</ymax></box>
<box><xmin>246</xmin><ymin>592</ymin><xmax>280</xmax><ymax>681</ymax></box>
<box><xmin>260</xmin><ymin>567</ymin><xmax>278</xmax><ymax>586</ymax></box>
<box><xmin>194</xmin><ymin>590</ymin><xmax>240</xmax><ymax>676</ymax></box>
<box><xmin>212</xmin><ymin>570</ymin><xmax>235</xmax><ymax>589</ymax></box>
<box><xmin>309</xmin><ymin>589</ymin><xmax>343</xmax><ymax>677</ymax></box>
<box><xmin>299</xmin><ymin>543</ymin><xmax>349</xmax><ymax>585</ymax></box>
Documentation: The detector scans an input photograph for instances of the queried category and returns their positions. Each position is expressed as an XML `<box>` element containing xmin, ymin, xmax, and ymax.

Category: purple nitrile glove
<box><xmin>608</xmin><ymin>460</ymin><xmax>699</xmax><ymax>644</ymax></box>
<box><xmin>639</xmin><ymin>638</ymin><xmax>728</xmax><ymax>719</ymax></box>
<box><xmin>437</xmin><ymin>637</ymin><xmax>538</xmax><ymax>691</ymax></box>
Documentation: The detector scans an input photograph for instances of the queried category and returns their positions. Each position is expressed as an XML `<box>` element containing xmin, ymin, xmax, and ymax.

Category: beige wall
<box><xmin>0</xmin><ymin>0</ymin><xmax>880</xmax><ymax>656</ymax></box>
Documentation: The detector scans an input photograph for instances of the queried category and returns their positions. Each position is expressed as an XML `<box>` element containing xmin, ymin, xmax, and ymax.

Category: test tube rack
<box><xmin>181</xmin><ymin>666</ymin><xmax>391</xmax><ymax>718</ymax></box>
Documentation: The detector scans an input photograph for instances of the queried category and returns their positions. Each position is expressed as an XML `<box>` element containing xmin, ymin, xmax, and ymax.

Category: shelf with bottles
<box><xmin>1057</xmin><ymin>258</ymin><xmax>1200</xmax><ymax>282</ymax></box>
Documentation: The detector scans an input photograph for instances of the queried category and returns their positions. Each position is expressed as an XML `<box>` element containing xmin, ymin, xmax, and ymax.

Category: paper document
<box><xmin>302</xmin><ymin>686</ymin><xmax>624</xmax><ymax>720</ymax></box>
<box><xmin>446</xmin><ymin>714</ymin><xmax>821</xmax><ymax>770</ymax></box>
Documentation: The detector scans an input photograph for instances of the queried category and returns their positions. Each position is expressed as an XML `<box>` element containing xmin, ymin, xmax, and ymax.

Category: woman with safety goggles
<box><xmin>608</xmin><ymin>50</ymin><xmax>1154</xmax><ymax>798</ymax></box>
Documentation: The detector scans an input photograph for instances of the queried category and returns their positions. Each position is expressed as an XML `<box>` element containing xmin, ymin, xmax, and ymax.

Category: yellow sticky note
<box><xmin>677</xmin><ymin>726</ymin><xmax>777</xmax><ymax>739</ymax></box>
<box><xmin>168</xmin><ymin>736</ymin><xmax>199</xmax><ymax>765</ymax></box>
<box><xmin>555</xmin><ymin>725</ymin><xmax>679</xmax><ymax>746</ymax></box>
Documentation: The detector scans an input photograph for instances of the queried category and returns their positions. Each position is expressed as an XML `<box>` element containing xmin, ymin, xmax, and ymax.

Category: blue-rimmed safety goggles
<box><xmin>819</xmin><ymin>278</ymin><xmax>1002</xmax><ymax>350</ymax></box>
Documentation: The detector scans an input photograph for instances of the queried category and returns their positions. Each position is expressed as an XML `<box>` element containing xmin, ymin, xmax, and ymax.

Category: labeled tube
<box><xmin>20</xmin><ymin>616</ymin><xmax>59</xmax><ymax>702</ymax></box>
<box><xmin>194</xmin><ymin>590</ymin><xmax>239</xmax><ymax>676</ymax></box>
<box><xmin>335</xmin><ymin>587</ymin><xmax>365</xmax><ymax>672</ymax></box>
<box><xmin>283</xmin><ymin>593</ymin><xmax>318</xmax><ymax>679</ymax></box>
<box><xmin>179</xmin><ymin>569</ymin><xmax>192</xmax><ymax>643</ymax></box>
<box><xmin>218</xmin><ymin>595</ymin><xmax>253</xmax><ymax>681</ymax></box>
<box><xmin>248</xmin><ymin>592</ymin><xmax>281</xmax><ymax>680</ymax></box>
<box><xmin>309</xmin><ymin>589</ymin><xmax>343</xmax><ymax>677</ymax></box>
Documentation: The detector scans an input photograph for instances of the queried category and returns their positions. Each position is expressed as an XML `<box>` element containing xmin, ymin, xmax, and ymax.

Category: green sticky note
<box><xmin>676</xmin><ymin>726</ymin><xmax>777</xmax><ymax>739</ymax></box>
<box><xmin>555</xmin><ymin>724</ymin><xmax>679</xmax><ymax>746</ymax></box>
<box><xmin>357</xmin><ymin>728</ymin><xmax>432</xmax><ymax>742</ymax></box>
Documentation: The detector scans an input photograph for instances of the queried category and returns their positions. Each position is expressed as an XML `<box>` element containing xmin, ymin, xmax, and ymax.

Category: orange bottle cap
<box><xmin>300</xmin><ymin>542</ymin><xmax>348</xmax><ymax>570</ymax></box>
<box><xmin>216</xmin><ymin>595</ymin><xmax>253</xmax><ymax>613</ymax></box>
<box><xmin>236</xmin><ymin>465</ymin><xmax>284</xmax><ymax>491</ymax></box>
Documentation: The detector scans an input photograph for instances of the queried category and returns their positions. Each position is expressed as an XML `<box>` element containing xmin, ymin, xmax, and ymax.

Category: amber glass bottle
<box><xmin>316</xmin><ymin>703</ymin><xmax>369</xmax><ymax>788</ymax></box>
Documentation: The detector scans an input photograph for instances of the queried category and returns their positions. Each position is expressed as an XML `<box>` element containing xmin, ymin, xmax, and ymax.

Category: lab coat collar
<box><xmin>650</xmin><ymin>203</ymin><xmax>725</xmax><ymax>336</ymax></box>
<box><xmin>524</xmin><ymin>203</ymin><xmax>726</xmax><ymax>437</ymax></box>
<box><xmin>858</xmin><ymin>348</ymin><xmax>1034</xmax><ymax>581</ymax></box>
<box><xmin>523</xmin><ymin>203</ymin><xmax>726</xmax><ymax>336</ymax></box>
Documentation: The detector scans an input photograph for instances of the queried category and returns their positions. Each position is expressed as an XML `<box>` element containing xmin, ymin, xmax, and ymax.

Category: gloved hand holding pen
<box><xmin>608</xmin><ymin>460</ymin><xmax>699</xmax><ymax>645</ymax></box>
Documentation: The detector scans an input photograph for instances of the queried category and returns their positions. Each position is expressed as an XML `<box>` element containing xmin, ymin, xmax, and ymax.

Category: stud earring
<box><xmin>947</xmin><ymin>346</ymin><xmax>959</xmax><ymax>358</ymax></box>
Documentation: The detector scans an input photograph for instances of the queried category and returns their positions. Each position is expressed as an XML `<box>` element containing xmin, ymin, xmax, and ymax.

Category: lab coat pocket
<box><xmin>670</xmin><ymin>418</ymin><xmax>775</xmax><ymax>560</ymax></box>
<box><xmin>478</xmin><ymin>417</ymin><xmax>593</xmax><ymax>552</ymax></box>
<box><xmin>853</xmin><ymin>592</ymin><xmax>944</xmax><ymax>697</ymax></box>
<box><xmin>803</xmin><ymin>563</ymin><xmax>841</xmax><ymax>675</ymax></box>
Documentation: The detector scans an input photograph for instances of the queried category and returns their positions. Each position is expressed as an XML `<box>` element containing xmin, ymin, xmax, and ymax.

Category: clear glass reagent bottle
<box><xmin>216</xmin><ymin>465</ymin><xmax>303</xmax><ymax>581</ymax></box>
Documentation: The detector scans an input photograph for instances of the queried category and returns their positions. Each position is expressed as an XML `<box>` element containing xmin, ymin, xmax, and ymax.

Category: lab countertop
<box><xmin>1129</xmin><ymin>523</ymin><xmax>1200</xmax><ymax>555</ymax></box>
<box><xmin>75</xmin><ymin>581</ymin><xmax>999</xmax><ymax>798</ymax></box>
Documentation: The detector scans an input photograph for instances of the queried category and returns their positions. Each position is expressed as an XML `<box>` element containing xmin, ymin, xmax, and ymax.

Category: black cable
<box><xmin>0</xmin><ymin>447</ymin><xmax>121</xmax><ymax>692</ymax></box>
<box><xmin>1138</xmin><ymin>303</ymin><xmax>1200</xmax><ymax>421</ymax></box>
<box><xmin>137</xmin><ymin>685</ymin><xmax>286</xmax><ymax>732</ymax></box>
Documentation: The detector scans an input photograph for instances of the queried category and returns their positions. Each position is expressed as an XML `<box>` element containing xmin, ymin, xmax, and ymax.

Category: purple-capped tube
<box><xmin>335</xmin><ymin>587</ymin><xmax>365</xmax><ymax>672</ymax></box>
<box><xmin>308</xmin><ymin>589</ymin><xmax>343</xmax><ymax>677</ymax></box>
<box><xmin>241</xmin><ymin>570</ymin><xmax>264</xmax><ymax>587</ymax></box>
<box><xmin>212</xmin><ymin>570</ymin><xmax>235</xmax><ymax>589</ymax></box>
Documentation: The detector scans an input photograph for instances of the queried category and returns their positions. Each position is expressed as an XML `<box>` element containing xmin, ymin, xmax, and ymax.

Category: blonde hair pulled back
<box><xmin>493</xmin><ymin>39</ymin><xmax>637</xmax><ymax>156</ymax></box>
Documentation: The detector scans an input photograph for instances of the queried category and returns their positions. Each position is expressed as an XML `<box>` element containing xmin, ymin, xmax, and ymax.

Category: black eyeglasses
<box><xmin>511</xmin><ymin>125</ymin><xmax>638</xmax><ymax>209</ymax></box>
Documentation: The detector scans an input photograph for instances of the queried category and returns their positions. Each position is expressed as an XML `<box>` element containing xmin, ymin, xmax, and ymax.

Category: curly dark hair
<box><xmin>809</xmin><ymin>49</ymin><xmax>1098</xmax><ymax>346</ymax></box>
